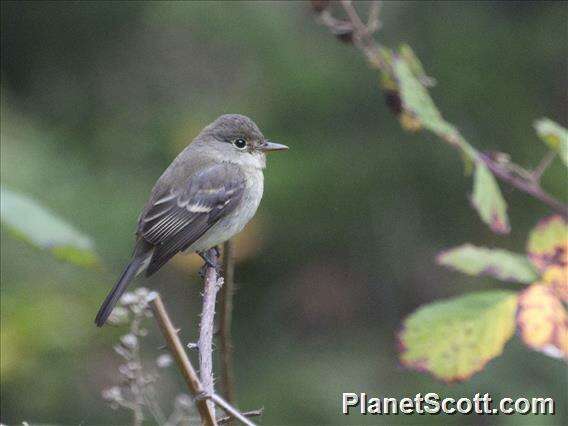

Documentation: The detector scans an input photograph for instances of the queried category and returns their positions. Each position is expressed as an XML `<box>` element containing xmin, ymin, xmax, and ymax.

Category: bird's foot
<box><xmin>198</xmin><ymin>247</ymin><xmax>221</xmax><ymax>276</ymax></box>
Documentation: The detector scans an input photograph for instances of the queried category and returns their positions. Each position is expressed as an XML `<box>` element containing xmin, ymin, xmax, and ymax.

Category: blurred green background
<box><xmin>1</xmin><ymin>1</ymin><xmax>567</xmax><ymax>424</ymax></box>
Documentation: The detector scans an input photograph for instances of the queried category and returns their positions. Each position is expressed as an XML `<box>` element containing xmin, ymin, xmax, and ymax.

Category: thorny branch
<box><xmin>314</xmin><ymin>0</ymin><xmax>568</xmax><ymax>219</ymax></box>
<box><xmin>219</xmin><ymin>239</ymin><xmax>236</xmax><ymax>405</ymax></box>
<box><xmin>198</xmin><ymin>251</ymin><xmax>224</xmax><ymax>419</ymax></box>
<box><xmin>217</xmin><ymin>409</ymin><xmax>264</xmax><ymax>425</ymax></box>
<box><xmin>150</xmin><ymin>293</ymin><xmax>217</xmax><ymax>426</ymax></box>
<box><xmin>150</xmin><ymin>293</ymin><xmax>260</xmax><ymax>426</ymax></box>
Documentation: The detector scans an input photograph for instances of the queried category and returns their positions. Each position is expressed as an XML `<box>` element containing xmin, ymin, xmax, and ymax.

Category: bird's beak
<box><xmin>258</xmin><ymin>140</ymin><xmax>289</xmax><ymax>152</ymax></box>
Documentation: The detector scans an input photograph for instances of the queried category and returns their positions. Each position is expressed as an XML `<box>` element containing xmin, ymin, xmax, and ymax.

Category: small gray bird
<box><xmin>95</xmin><ymin>114</ymin><xmax>288</xmax><ymax>326</ymax></box>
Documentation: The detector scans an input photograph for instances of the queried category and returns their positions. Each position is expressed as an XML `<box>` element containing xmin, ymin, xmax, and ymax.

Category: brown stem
<box><xmin>480</xmin><ymin>153</ymin><xmax>568</xmax><ymax>219</ymax></box>
<box><xmin>219</xmin><ymin>240</ymin><xmax>236</xmax><ymax>405</ymax></box>
<box><xmin>198</xmin><ymin>251</ymin><xmax>223</xmax><ymax>419</ymax></box>
<box><xmin>149</xmin><ymin>294</ymin><xmax>217</xmax><ymax>426</ymax></box>
<box><xmin>366</xmin><ymin>1</ymin><xmax>382</xmax><ymax>33</ymax></box>
<box><xmin>532</xmin><ymin>150</ymin><xmax>556</xmax><ymax>182</ymax></box>
<box><xmin>208</xmin><ymin>394</ymin><xmax>257</xmax><ymax>426</ymax></box>
<box><xmin>339</xmin><ymin>0</ymin><xmax>385</xmax><ymax>68</ymax></box>
<box><xmin>316</xmin><ymin>1</ymin><xmax>568</xmax><ymax>219</ymax></box>
<box><xmin>217</xmin><ymin>409</ymin><xmax>263</xmax><ymax>425</ymax></box>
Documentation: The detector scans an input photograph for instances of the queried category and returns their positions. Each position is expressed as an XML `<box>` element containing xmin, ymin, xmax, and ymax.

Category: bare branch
<box><xmin>208</xmin><ymin>394</ymin><xmax>258</xmax><ymax>426</ymax></box>
<box><xmin>366</xmin><ymin>1</ymin><xmax>382</xmax><ymax>33</ymax></box>
<box><xmin>532</xmin><ymin>150</ymin><xmax>556</xmax><ymax>182</ymax></box>
<box><xmin>217</xmin><ymin>409</ymin><xmax>263</xmax><ymax>425</ymax></box>
<box><xmin>149</xmin><ymin>293</ymin><xmax>218</xmax><ymax>426</ymax></box>
<box><xmin>480</xmin><ymin>153</ymin><xmax>568</xmax><ymax>219</ymax></box>
<box><xmin>198</xmin><ymin>252</ymin><xmax>223</xmax><ymax>419</ymax></box>
<box><xmin>219</xmin><ymin>239</ymin><xmax>236</xmax><ymax>406</ymax></box>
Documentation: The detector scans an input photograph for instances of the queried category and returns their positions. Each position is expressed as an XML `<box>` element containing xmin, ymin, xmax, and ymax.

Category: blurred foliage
<box><xmin>1</xmin><ymin>186</ymin><xmax>100</xmax><ymax>268</ymax></box>
<box><xmin>534</xmin><ymin>118</ymin><xmax>568</xmax><ymax>167</ymax></box>
<box><xmin>1</xmin><ymin>1</ymin><xmax>567</xmax><ymax>425</ymax></box>
<box><xmin>403</xmin><ymin>215</ymin><xmax>567</xmax><ymax>381</ymax></box>
<box><xmin>517</xmin><ymin>283</ymin><xmax>566</xmax><ymax>359</ymax></box>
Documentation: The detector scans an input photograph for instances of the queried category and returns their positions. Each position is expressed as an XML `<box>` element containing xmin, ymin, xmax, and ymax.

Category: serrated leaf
<box><xmin>534</xmin><ymin>118</ymin><xmax>568</xmax><ymax>167</ymax></box>
<box><xmin>526</xmin><ymin>215</ymin><xmax>567</xmax><ymax>272</ymax></box>
<box><xmin>517</xmin><ymin>284</ymin><xmax>567</xmax><ymax>359</ymax></box>
<box><xmin>398</xmin><ymin>291</ymin><xmax>517</xmax><ymax>382</ymax></box>
<box><xmin>1</xmin><ymin>186</ymin><xmax>100</xmax><ymax>268</ymax></box>
<box><xmin>437</xmin><ymin>244</ymin><xmax>537</xmax><ymax>283</ymax></box>
<box><xmin>471</xmin><ymin>163</ymin><xmax>510</xmax><ymax>234</ymax></box>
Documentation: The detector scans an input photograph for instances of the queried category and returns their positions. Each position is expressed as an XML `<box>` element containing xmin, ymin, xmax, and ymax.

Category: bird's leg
<box><xmin>198</xmin><ymin>247</ymin><xmax>221</xmax><ymax>274</ymax></box>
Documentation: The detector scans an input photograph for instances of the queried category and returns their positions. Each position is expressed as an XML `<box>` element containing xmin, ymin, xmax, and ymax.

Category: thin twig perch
<box><xmin>480</xmin><ymin>153</ymin><xmax>568</xmax><ymax>219</ymax></box>
<box><xmin>219</xmin><ymin>239</ymin><xmax>236</xmax><ymax>405</ymax></box>
<box><xmin>198</xmin><ymin>252</ymin><xmax>224</xmax><ymax>419</ymax></box>
<box><xmin>149</xmin><ymin>293</ymin><xmax>217</xmax><ymax>426</ymax></box>
<box><xmin>150</xmin><ymin>292</ymin><xmax>259</xmax><ymax>426</ymax></box>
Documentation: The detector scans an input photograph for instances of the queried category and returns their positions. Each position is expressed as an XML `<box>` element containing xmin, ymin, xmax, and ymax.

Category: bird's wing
<box><xmin>138</xmin><ymin>162</ymin><xmax>245</xmax><ymax>276</ymax></box>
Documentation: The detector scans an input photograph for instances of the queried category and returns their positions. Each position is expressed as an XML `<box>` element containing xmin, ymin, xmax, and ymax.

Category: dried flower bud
<box><xmin>120</xmin><ymin>333</ymin><xmax>138</xmax><ymax>350</ymax></box>
<box><xmin>102</xmin><ymin>386</ymin><xmax>122</xmax><ymax>402</ymax></box>
<box><xmin>113</xmin><ymin>344</ymin><xmax>131</xmax><ymax>359</ymax></box>
<box><xmin>120</xmin><ymin>292</ymin><xmax>137</xmax><ymax>306</ymax></box>
<box><xmin>135</xmin><ymin>287</ymin><xmax>149</xmax><ymax>300</ymax></box>
<box><xmin>107</xmin><ymin>306</ymin><xmax>129</xmax><ymax>325</ymax></box>
<box><xmin>156</xmin><ymin>354</ymin><xmax>173</xmax><ymax>368</ymax></box>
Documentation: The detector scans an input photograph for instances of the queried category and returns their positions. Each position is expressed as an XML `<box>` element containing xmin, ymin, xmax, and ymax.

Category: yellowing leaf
<box><xmin>399</xmin><ymin>112</ymin><xmax>422</xmax><ymax>132</ymax></box>
<box><xmin>526</xmin><ymin>215</ymin><xmax>568</xmax><ymax>272</ymax></box>
<box><xmin>541</xmin><ymin>265</ymin><xmax>568</xmax><ymax>302</ymax></box>
<box><xmin>0</xmin><ymin>186</ymin><xmax>100</xmax><ymax>268</ymax></box>
<box><xmin>437</xmin><ymin>244</ymin><xmax>537</xmax><ymax>283</ymax></box>
<box><xmin>534</xmin><ymin>118</ymin><xmax>568</xmax><ymax>167</ymax></box>
<box><xmin>398</xmin><ymin>291</ymin><xmax>517</xmax><ymax>382</ymax></box>
<box><xmin>517</xmin><ymin>284</ymin><xmax>567</xmax><ymax>359</ymax></box>
<box><xmin>471</xmin><ymin>163</ymin><xmax>510</xmax><ymax>234</ymax></box>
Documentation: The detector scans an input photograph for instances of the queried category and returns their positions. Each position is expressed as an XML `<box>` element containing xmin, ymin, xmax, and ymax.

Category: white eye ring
<box><xmin>233</xmin><ymin>138</ymin><xmax>247</xmax><ymax>149</ymax></box>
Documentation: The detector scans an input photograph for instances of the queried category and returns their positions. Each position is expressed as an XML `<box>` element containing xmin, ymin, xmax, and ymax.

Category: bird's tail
<box><xmin>94</xmin><ymin>256</ymin><xmax>144</xmax><ymax>327</ymax></box>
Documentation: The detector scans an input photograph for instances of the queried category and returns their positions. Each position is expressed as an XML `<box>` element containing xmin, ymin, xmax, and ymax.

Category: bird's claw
<box><xmin>198</xmin><ymin>247</ymin><xmax>221</xmax><ymax>274</ymax></box>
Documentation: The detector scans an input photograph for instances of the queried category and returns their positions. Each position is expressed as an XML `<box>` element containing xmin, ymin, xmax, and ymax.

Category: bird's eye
<box><xmin>233</xmin><ymin>138</ymin><xmax>247</xmax><ymax>149</ymax></box>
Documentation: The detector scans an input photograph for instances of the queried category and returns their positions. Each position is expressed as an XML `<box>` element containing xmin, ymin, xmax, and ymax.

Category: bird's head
<box><xmin>198</xmin><ymin>114</ymin><xmax>288</xmax><ymax>168</ymax></box>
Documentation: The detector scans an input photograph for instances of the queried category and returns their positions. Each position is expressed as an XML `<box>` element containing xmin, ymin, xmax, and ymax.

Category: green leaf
<box><xmin>471</xmin><ymin>163</ymin><xmax>510</xmax><ymax>234</ymax></box>
<box><xmin>392</xmin><ymin>51</ymin><xmax>477</xmax><ymax>170</ymax></box>
<box><xmin>399</xmin><ymin>44</ymin><xmax>436</xmax><ymax>87</ymax></box>
<box><xmin>398</xmin><ymin>291</ymin><xmax>518</xmax><ymax>382</ymax></box>
<box><xmin>437</xmin><ymin>244</ymin><xmax>538</xmax><ymax>283</ymax></box>
<box><xmin>393</xmin><ymin>54</ymin><xmax>454</xmax><ymax>136</ymax></box>
<box><xmin>534</xmin><ymin>118</ymin><xmax>568</xmax><ymax>167</ymax></box>
<box><xmin>1</xmin><ymin>186</ymin><xmax>100</xmax><ymax>268</ymax></box>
